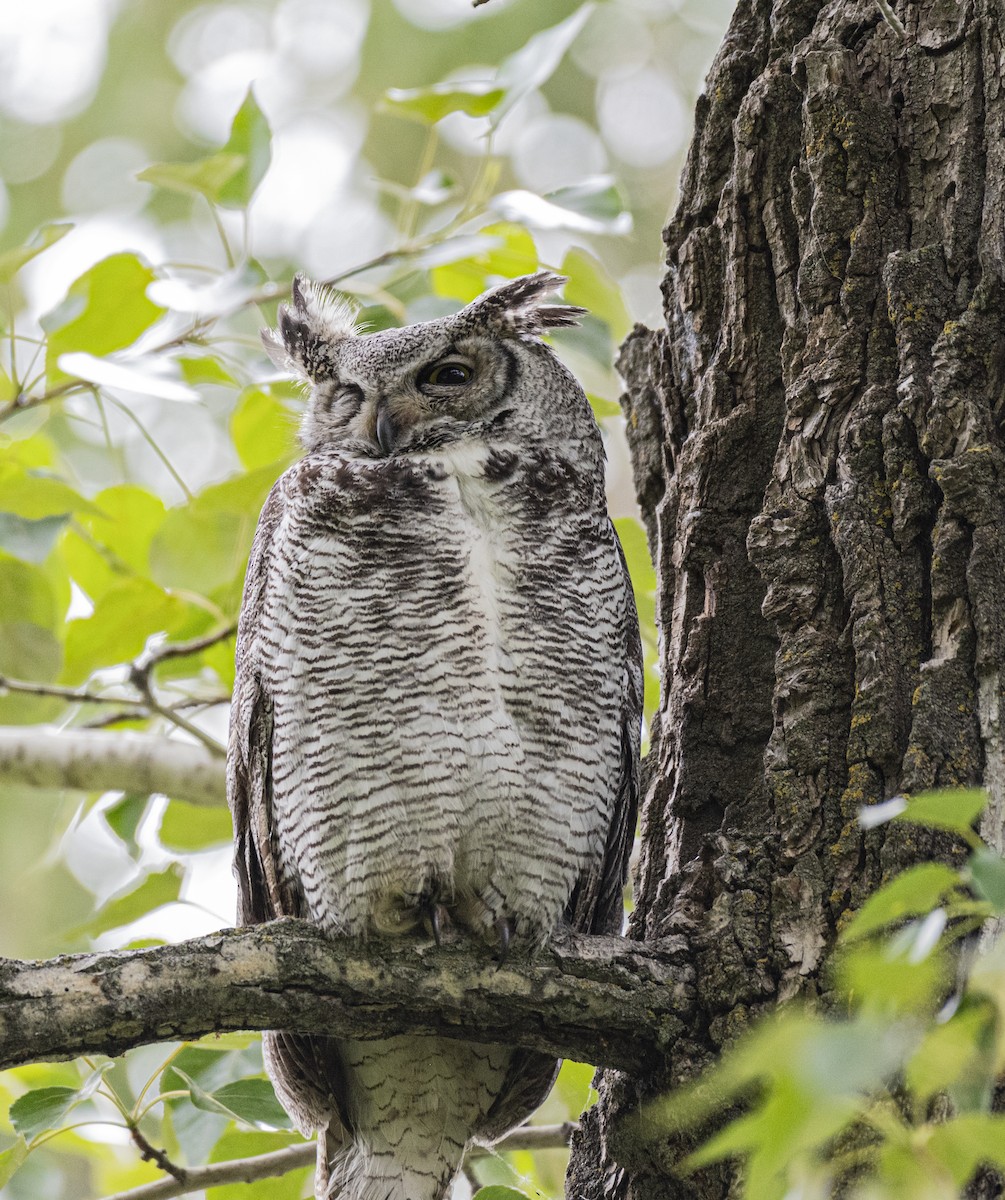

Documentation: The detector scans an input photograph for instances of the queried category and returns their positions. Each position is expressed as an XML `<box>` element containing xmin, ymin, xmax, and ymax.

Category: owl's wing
<box><xmin>565</xmin><ymin>530</ymin><xmax>643</xmax><ymax>936</ymax></box>
<box><xmin>227</xmin><ymin>479</ymin><xmax>354</xmax><ymax>1141</ymax></box>
<box><xmin>228</xmin><ymin>480</ymin><xmax>295</xmax><ymax>925</ymax></box>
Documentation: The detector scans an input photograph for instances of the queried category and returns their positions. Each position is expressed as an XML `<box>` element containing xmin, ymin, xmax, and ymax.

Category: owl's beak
<box><xmin>375</xmin><ymin>400</ymin><xmax>398</xmax><ymax>457</ymax></box>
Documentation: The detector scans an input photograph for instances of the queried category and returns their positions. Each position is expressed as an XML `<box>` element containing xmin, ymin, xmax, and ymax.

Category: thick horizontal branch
<box><xmin>0</xmin><ymin>920</ymin><xmax>693</xmax><ymax>1075</ymax></box>
<box><xmin>0</xmin><ymin>727</ymin><xmax>226</xmax><ymax>806</ymax></box>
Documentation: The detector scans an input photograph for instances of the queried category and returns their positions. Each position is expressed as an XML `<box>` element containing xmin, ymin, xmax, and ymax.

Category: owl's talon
<box><xmin>427</xmin><ymin>902</ymin><xmax>451</xmax><ymax>946</ymax></box>
<box><xmin>495</xmin><ymin>915</ymin><xmax>516</xmax><ymax>962</ymax></box>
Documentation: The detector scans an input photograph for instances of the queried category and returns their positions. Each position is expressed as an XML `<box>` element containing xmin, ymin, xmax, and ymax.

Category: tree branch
<box><xmin>0</xmin><ymin>727</ymin><xmax>226</xmax><ymax>805</ymax></box>
<box><xmin>106</xmin><ymin>1124</ymin><xmax>578</xmax><ymax>1200</ymax></box>
<box><xmin>0</xmin><ymin>920</ymin><xmax>692</xmax><ymax>1075</ymax></box>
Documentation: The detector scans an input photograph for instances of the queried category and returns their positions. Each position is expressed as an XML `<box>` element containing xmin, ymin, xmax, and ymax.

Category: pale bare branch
<box><xmin>0</xmin><ymin>727</ymin><xmax>226</xmax><ymax>805</ymax></box>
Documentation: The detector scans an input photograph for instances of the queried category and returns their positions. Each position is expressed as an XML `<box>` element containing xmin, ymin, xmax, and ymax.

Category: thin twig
<box><xmin>0</xmin><ymin>322</ymin><xmax>211</xmax><ymax>426</ymax></box>
<box><xmin>127</xmin><ymin>665</ymin><xmax>225</xmax><ymax>757</ymax></box>
<box><xmin>135</xmin><ymin>623</ymin><xmax>237</xmax><ymax>670</ymax></box>
<box><xmin>0</xmin><ymin>674</ymin><xmax>150</xmax><ymax>709</ymax></box>
<box><xmin>128</xmin><ymin>624</ymin><xmax>236</xmax><ymax>756</ymax></box>
<box><xmin>104</xmin><ymin>1123</ymin><xmax>577</xmax><ymax>1200</ymax></box>
<box><xmin>129</xmin><ymin>1126</ymin><xmax>188</xmax><ymax>1184</ymax></box>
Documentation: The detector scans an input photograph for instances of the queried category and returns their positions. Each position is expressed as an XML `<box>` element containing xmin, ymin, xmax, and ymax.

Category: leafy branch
<box><xmin>0</xmin><ymin>622</ymin><xmax>235</xmax><ymax>757</ymax></box>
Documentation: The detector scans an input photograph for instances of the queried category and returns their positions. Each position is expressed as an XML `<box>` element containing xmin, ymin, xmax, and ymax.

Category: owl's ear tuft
<box><xmin>261</xmin><ymin>274</ymin><xmax>360</xmax><ymax>382</ymax></box>
<box><xmin>465</xmin><ymin>271</ymin><xmax>586</xmax><ymax>339</ymax></box>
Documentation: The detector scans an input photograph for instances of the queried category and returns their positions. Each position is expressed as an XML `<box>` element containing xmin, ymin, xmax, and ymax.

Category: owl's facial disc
<box><xmin>300</xmin><ymin>335</ymin><xmax>514</xmax><ymax>456</ymax></box>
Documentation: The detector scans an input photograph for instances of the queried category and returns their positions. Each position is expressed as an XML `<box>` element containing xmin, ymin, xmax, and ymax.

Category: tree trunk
<box><xmin>569</xmin><ymin>0</ymin><xmax>1005</xmax><ymax>1195</ymax></box>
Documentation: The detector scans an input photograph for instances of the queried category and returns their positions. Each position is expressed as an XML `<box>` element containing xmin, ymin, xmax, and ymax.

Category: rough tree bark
<box><xmin>568</xmin><ymin>0</ymin><xmax>1005</xmax><ymax>1196</ymax></box>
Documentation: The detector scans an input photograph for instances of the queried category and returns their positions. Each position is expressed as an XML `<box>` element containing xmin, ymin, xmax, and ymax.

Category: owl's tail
<box><xmin>318</xmin><ymin>1126</ymin><xmax>461</xmax><ymax>1200</ymax></box>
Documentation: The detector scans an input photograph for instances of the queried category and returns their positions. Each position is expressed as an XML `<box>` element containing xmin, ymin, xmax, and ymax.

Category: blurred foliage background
<box><xmin>0</xmin><ymin>0</ymin><xmax>736</xmax><ymax>1196</ymax></box>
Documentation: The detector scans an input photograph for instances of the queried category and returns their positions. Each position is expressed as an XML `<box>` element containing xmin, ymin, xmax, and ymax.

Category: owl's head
<box><xmin>262</xmin><ymin>271</ymin><xmax>591</xmax><ymax>457</ymax></box>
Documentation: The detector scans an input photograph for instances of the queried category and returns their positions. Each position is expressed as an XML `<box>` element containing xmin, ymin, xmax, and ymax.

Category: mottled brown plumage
<box><xmin>228</xmin><ymin>272</ymin><xmax>641</xmax><ymax>1199</ymax></box>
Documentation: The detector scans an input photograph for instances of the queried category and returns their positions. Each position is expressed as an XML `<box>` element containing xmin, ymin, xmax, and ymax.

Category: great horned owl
<box><xmin>228</xmin><ymin>271</ymin><xmax>642</xmax><ymax>1200</ymax></box>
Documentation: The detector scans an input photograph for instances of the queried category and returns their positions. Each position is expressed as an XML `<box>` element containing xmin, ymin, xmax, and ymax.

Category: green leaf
<box><xmin>472</xmin><ymin>1189</ymin><xmax>532</xmax><ymax>1200</ymax></box>
<box><xmin>230</xmin><ymin>388</ymin><xmax>298</xmax><ymax>471</ymax></box>
<box><xmin>553</xmin><ymin>1059</ymin><xmax>597</xmax><ymax>1116</ymax></box>
<box><xmin>60</xmin><ymin>483</ymin><xmax>168</xmax><ymax>604</ymax></box>
<box><xmin>0</xmin><ymin>1136</ymin><xmax>28</xmax><ymax>1186</ymax></box>
<box><xmin>212</xmin><ymin>1078</ymin><xmax>291</xmax><ymax>1127</ymax></box>
<box><xmin>430</xmin><ymin>223</ymin><xmax>538</xmax><ymax>304</ymax></box>
<box><xmin>77</xmin><ymin>865</ymin><xmax>184</xmax><ymax>938</ymax></box>
<box><xmin>103</xmin><ymin>794</ymin><xmax>152</xmax><ymax>857</ymax></box>
<box><xmin>150</xmin><ymin>467</ymin><xmax>281</xmax><ymax>597</ymax></box>
<box><xmin>492</xmin><ymin>178</ymin><xmax>632</xmax><ymax>236</ymax></box>
<box><xmin>57</xmin><ymin>352</ymin><xmax>199</xmax><ymax>402</ymax></box>
<box><xmin>172</xmin><ymin>1069</ymin><xmax>265</xmax><ymax>1124</ymax></box>
<box><xmin>836</xmin><ymin>939</ymin><xmax>947</xmax><ymax>1014</ymax></box>
<box><xmin>0</xmin><ymin>223</ymin><xmax>73</xmax><ymax>284</ymax></box>
<box><xmin>491</xmin><ymin>5</ymin><xmax>593</xmax><ymax>129</ymax></box>
<box><xmin>9</xmin><ymin>1065</ymin><xmax>111</xmax><ymax>1141</ymax></box>
<box><xmin>561</xmin><ymin>246</ymin><xmax>632</xmax><ymax>342</ymax></box>
<box><xmin>138</xmin><ymin>89</ymin><xmax>271</xmax><ymax>210</ymax></box>
<box><xmin>905</xmin><ymin>1002</ymin><xmax>995</xmax><ymax>1104</ymax></box>
<box><xmin>0</xmin><ymin>557</ymin><xmax>59</xmax><ymax>630</ymax></box>
<box><xmin>548</xmin><ymin>177</ymin><xmax>631</xmax><ymax>227</ymax></box>
<box><xmin>0</xmin><ymin>622</ymin><xmax>62</xmax><ymax>724</ymax></box>
<box><xmin>893</xmin><ymin>788</ymin><xmax>986</xmax><ymax>836</ymax></box>
<box><xmin>926</xmin><ymin>1114</ymin><xmax>1005</xmax><ymax>1184</ymax></box>
<box><xmin>0</xmin><ymin>514</ymin><xmax>67</xmax><ymax>564</ymax></box>
<box><xmin>44</xmin><ymin>254</ymin><xmax>165</xmax><ymax>387</ymax></box>
<box><xmin>9</xmin><ymin>1088</ymin><xmax>81</xmax><ymax>1141</ymax></box>
<box><xmin>217</xmin><ymin>89</ymin><xmax>272</xmax><ymax>209</ymax></box>
<box><xmin>969</xmin><ymin>847</ymin><xmax>1005</xmax><ymax>911</ymax></box>
<box><xmin>158</xmin><ymin>800</ymin><xmax>233</xmax><ymax>852</ymax></box>
<box><xmin>63</xmin><ymin>577</ymin><xmax>187</xmax><ymax>684</ymax></box>
<box><xmin>0</xmin><ymin>431</ymin><xmax>58</xmax><ymax>469</ymax></box>
<box><xmin>0</xmin><ymin>362</ymin><xmax>15</xmax><ymax>404</ymax></box>
<box><xmin>842</xmin><ymin>863</ymin><xmax>961</xmax><ymax>941</ymax></box>
<box><xmin>587</xmin><ymin>393</ymin><xmax>621</xmax><ymax>419</ymax></box>
<box><xmin>0</xmin><ymin>463</ymin><xmax>102</xmax><ymax>519</ymax></box>
<box><xmin>381</xmin><ymin>81</ymin><xmax>505</xmax><ymax>125</ymax></box>
<box><xmin>138</xmin><ymin>154</ymin><xmax>245</xmax><ymax>202</ymax></box>
<box><xmin>178</xmin><ymin>355</ymin><xmax>238</xmax><ymax>387</ymax></box>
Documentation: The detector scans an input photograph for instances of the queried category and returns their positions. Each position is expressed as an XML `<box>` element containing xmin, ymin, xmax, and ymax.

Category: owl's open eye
<box><xmin>419</xmin><ymin>360</ymin><xmax>474</xmax><ymax>389</ymax></box>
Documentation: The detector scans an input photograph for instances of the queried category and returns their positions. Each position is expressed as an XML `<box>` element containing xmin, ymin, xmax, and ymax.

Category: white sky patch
<box><xmin>249</xmin><ymin>113</ymin><xmax>365</xmax><ymax>257</ymax></box>
<box><xmin>168</xmin><ymin>3</ymin><xmax>272</xmax><ymax>76</ymax></box>
<box><xmin>174</xmin><ymin>49</ymin><xmax>280</xmax><ymax>143</ymax></box>
<box><xmin>510</xmin><ymin>113</ymin><xmax>608</xmax><ymax>194</ymax></box>
<box><xmin>0</xmin><ymin>0</ymin><xmax>118</xmax><ymax>124</ymax></box>
<box><xmin>571</xmin><ymin>4</ymin><xmax>652</xmax><ymax>79</ymax></box>
<box><xmin>597</xmin><ymin>67</ymin><xmax>687</xmax><ymax>168</ymax></box>
<box><xmin>392</xmin><ymin>0</ymin><xmax>501</xmax><ymax>32</ymax></box>
<box><xmin>20</xmin><ymin>214</ymin><xmax>165</xmax><ymax>317</ymax></box>
<box><xmin>273</xmin><ymin>0</ymin><xmax>370</xmax><ymax>81</ymax></box>
<box><xmin>61</xmin><ymin>136</ymin><xmax>152</xmax><ymax>216</ymax></box>
<box><xmin>0</xmin><ymin>119</ymin><xmax>63</xmax><ymax>184</ymax></box>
